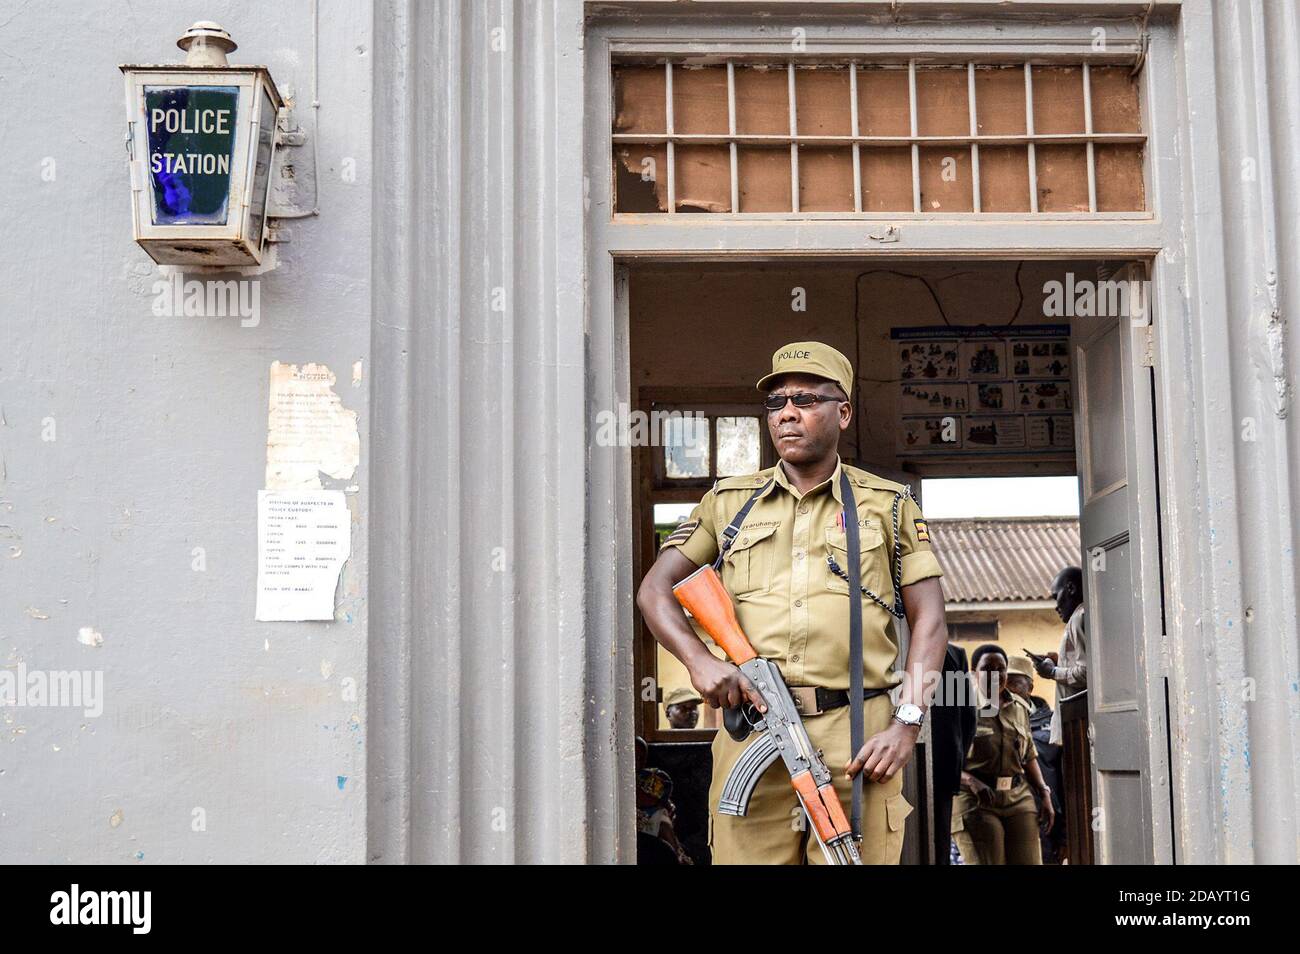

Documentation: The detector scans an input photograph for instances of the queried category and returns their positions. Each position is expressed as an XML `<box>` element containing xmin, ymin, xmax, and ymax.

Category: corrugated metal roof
<box><xmin>928</xmin><ymin>517</ymin><xmax>1081</xmax><ymax>603</ymax></box>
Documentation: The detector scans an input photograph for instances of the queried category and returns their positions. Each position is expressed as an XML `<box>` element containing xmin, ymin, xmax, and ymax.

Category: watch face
<box><xmin>897</xmin><ymin>704</ymin><xmax>923</xmax><ymax>724</ymax></box>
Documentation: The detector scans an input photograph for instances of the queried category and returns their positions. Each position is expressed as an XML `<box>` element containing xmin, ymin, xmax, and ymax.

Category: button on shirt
<box><xmin>661</xmin><ymin>458</ymin><xmax>942</xmax><ymax>690</ymax></box>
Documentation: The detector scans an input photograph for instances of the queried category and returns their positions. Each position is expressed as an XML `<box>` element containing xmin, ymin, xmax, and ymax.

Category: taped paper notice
<box><xmin>266</xmin><ymin>361</ymin><xmax>360</xmax><ymax>490</ymax></box>
<box><xmin>256</xmin><ymin>491</ymin><xmax>351</xmax><ymax>622</ymax></box>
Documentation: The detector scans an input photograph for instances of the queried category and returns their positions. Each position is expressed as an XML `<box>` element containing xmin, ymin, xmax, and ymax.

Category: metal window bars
<box><xmin>612</xmin><ymin>60</ymin><xmax>1145</xmax><ymax>215</ymax></box>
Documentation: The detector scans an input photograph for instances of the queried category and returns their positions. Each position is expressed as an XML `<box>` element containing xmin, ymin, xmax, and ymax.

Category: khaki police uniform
<box><xmin>951</xmin><ymin>690</ymin><xmax>1042</xmax><ymax>865</ymax></box>
<box><xmin>662</xmin><ymin>457</ymin><xmax>942</xmax><ymax>864</ymax></box>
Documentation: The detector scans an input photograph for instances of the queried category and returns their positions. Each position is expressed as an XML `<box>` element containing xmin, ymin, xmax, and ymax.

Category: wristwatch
<box><xmin>894</xmin><ymin>703</ymin><xmax>925</xmax><ymax>727</ymax></box>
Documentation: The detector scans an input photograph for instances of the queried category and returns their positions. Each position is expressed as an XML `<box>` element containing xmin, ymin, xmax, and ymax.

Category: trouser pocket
<box><xmin>884</xmin><ymin>792</ymin><xmax>912</xmax><ymax>864</ymax></box>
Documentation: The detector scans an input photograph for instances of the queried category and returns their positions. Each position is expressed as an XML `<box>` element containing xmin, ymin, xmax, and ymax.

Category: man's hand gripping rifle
<box><xmin>673</xmin><ymin>563</ymin><xmax>862</xmax><ymax>866</ymax></box>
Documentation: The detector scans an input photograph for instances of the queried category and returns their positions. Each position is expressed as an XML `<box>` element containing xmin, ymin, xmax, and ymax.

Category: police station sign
<box><xmin>144</xmin><ymin>85</ymin><xmax>239</xmax><ymax>225</ymax></box>
<box><xmin>122</xmin><ymin>22</ymin><xmax>283</xmax><ymax>266</ymax></box>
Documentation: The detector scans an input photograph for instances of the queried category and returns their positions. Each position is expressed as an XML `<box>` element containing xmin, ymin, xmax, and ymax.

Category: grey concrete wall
<box><xmin>0</xmin><ymin>1</ymin><xmax>373</xmax><ymax>862</ymax></box>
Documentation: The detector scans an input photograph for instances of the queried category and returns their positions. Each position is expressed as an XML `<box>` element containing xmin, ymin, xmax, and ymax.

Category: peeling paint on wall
<box><xmin>264</xmin><ymin>362</ymin><xmax>360</xmax><ymax>490</ymax></box>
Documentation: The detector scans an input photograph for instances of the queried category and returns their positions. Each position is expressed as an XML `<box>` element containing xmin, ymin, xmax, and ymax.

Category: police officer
<box><xmin>951</xmin><ymin>644</ymin><xmax>1054</xmax><ymax>865</ymax></box>
<box><xmin>637</xmin><ymin>342</ymin><xmax>950</xmax><ymax>865</ymax></box>
<box><xmin>663</xmin><ymin>686</ymin><xmax>702</xmax><ymax>729</ymax></box>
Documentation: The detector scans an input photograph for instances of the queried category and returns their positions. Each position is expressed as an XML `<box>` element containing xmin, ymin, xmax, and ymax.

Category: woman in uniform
<box><xmin>951</xmin><ymin>644</ymin><xmax>1054</xmax><ymax>865</ymax></box>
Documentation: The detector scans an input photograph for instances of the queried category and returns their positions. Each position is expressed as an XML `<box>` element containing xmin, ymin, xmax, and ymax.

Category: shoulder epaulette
<box><xmin>713</xmin><ymin>469</ymin><xmax>776</xmax><ymax>493</ymax></box>
<box><xmin>844</xmin><ymin>465</ymin><xmax>910</xmax><ymax>496</ymax></box>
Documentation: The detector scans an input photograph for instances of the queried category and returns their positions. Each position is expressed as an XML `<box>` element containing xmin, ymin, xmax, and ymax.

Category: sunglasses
<box><xmin>763</xmin><ymin>391</ymin><xmax>845</xmax><ymax>412</ymax></box>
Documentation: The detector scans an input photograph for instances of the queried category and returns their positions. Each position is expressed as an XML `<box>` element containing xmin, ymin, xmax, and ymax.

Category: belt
<box><xmin>972</xmin><ymin>771</ymin><xmax>1024</xmax><ymax>791</ymax></box>
<box><xmin>789</xmin><ymin>685</ymin><xmax>890</xmax><ymax>717</ymax></box>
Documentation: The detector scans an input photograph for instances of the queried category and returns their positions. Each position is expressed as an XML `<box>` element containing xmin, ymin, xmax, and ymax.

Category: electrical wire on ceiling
<box><xmin>847</xmin><ymin>261</ymin><xmax>1028</xmax><ymax>466</ymax></box>
<box><xmin>851</xmin><ymin>261</ymin><xmax>1029</xmax><ymax>389</ymax></box>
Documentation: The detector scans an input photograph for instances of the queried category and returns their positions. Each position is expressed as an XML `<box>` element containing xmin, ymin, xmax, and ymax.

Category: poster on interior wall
<box><xmin>893</xmin><ymin>324</ymin><xmax>1072</xmax><ymax>457</ymax></box>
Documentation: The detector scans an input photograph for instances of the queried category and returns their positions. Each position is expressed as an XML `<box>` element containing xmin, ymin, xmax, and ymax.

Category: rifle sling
<box><xmin>710</xmin><ymin>480</ymin><xmax>773</xmax><ymax>572</ymax></box>
<box><xmin>840</xmin><ymin>470</ymin><xmax>866</xmax><ymax>842</ymax></box>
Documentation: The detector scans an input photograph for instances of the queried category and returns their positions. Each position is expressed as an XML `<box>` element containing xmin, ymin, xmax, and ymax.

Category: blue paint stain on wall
<box><xmin>135</xmin><ymin>850</ymin><xmax>144</xmax><ymax>861</ymax></box>
<box><xmin>337</xmin><ymin>775</ymin><xmax>347</xmax><ymax>791</ymax></box>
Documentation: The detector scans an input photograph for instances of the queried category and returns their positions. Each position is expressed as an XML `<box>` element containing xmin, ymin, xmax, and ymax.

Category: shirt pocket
<box><xmin>968</xmin><ymin>723</ymin><xmax>998</xmax><ymax>765</ymax></box>
<box><xmin>1014</xmin><ymin>718</ymin><xmax>1035</xmax><ymax>766</ymax></box>
<box><xmin>722</xmin><ymin>522</ymin><xmax>779</xmax><ymax>599</ymax></box>
<box><xmin>824</xmin><ymin>520</ymin><xmax>886</xmax><ymax>596</ymax></box>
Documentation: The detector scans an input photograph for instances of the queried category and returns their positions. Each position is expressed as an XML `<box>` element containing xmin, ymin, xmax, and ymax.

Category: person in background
<box><xmin>1037</xmin><ymin>566</ymin><xmax>1086</xmax><ymax>745</ymax></box>
<box><xmin>1008</xmin><ymin>654</ymin><xmax>1065</xmax><ymax>863</ymax></box>
<box><xmin>928</xmin><ymin>642</ymin><xmax>976</xmax><ymax>865</ymax></box>
<box><xmin>1005</xmin><ymin>654</ymin><xmax>1035</xmax><ymax>702</ymax></box>
<box><xmin>634</xmin><ymin>736</ymin><xmax>693</xmax><ymax>865</ymax></box>
<box><xmin>951</xmin><ymin>644</ymin><xmax>1053</xmax><ymax>865</ymax></box>
<box><xmin>663</xmin><ymin>686</ymin><xmax>702</xmax><ymax>729</ymax></box>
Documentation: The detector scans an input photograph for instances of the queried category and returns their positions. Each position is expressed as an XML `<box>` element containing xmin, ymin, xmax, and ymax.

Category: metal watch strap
<box><xmin>840</xmin><ymin>469</ymin><xmax>865</xmax><ymax>842</ymax></box>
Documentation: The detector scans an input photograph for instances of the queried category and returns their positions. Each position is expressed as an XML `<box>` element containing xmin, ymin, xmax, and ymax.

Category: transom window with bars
<box><xmin>612</xmin><ymin>60</ymin><xmax>1145</xmax><ymax>215</ymax></box>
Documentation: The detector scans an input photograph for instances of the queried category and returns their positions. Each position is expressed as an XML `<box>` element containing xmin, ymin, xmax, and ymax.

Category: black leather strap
<box><xmin>840</xmin><ymin>470</ymin><xmax>865</xmax><ymax>841</ymax></box>
<box><xmin>710</xmin><ymin>479</ymin><xmax>773</xmax><ymax>572</ymax></box>
<box><xmin>806</xmin><ymin>686</ymin><xmax>890</xmax><ymax>712</ymax></box>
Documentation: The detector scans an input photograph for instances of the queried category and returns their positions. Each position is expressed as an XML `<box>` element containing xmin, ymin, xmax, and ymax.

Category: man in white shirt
<box><xmin>1037</xmin><ymin>566</ymin><xmax>1086</xmax><ymax>745</ymax></box>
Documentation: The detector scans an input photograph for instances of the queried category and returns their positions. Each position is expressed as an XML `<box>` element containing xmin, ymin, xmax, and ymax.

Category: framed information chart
<box><xmin>892</xmin><ymin>324</ymin><xmax>1073</xmax><ymax>457</ymax></box>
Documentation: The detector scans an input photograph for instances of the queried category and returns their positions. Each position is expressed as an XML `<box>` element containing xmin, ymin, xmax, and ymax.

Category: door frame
<box><xmin>584</xmin><ymin>6</ymin><xmax>1187</xmax><ymax>862</ymax></box>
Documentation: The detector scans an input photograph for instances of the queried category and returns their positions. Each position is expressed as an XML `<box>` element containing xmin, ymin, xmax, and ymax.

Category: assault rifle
<box><xmin>673</xmin><ymin>563</ymin><xmax>862</xmax><ymax>865</ymax></box>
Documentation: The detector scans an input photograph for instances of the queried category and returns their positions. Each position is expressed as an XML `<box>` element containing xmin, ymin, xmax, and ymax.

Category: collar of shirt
<box><xmin>976</xmin><ymin>686</ymin><xmax>1018</xmax><ymax>711</ymax></box>
<box><xmin>769</xmin><ymin>455</ymin><xmax>847</xmax><ymax>505</ymax></box>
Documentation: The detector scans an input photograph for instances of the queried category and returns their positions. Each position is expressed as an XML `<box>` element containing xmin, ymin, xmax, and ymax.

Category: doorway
<box><xmin>627</xmin><ymin>258</ymin><xmax>1170</xmax><ymax>865</ymax></box>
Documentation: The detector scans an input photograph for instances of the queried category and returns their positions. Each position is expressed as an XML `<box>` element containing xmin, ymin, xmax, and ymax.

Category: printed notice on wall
<box><xmin>265</xmin><ymin>362</ymin><xmax>360</xmax><ymax>490</ymax></box>
<box><xmin>255</xmin><ymin>491</ymin><xmax>351</xmax><ymax>621</ymax></box>
<box><xmin>892</xmin><ymin>324</ymin><xmax>1073</xmax><ymax>457</ymax></box>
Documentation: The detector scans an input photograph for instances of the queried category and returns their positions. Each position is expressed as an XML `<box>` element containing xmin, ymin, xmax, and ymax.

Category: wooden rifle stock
<box><xmin>671</xmin><ymin>565</ymin><xmax>757</xmax><ymax>665</ymax></box>
<box><xmin>675</xmin><ymin>564</ymin><xmax>862</xmax><ymax>864</ymax></box>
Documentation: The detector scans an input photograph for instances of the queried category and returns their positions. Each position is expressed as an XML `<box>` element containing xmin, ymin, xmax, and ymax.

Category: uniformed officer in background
<box><xmin>637</xmin><ymin>342</ymin><xmax>950</xmax><ymax>865</ymax></box>
<box><xmin>663</xmin><ymin>686</ymin><xmax>702</xmax><ymax>729</ymax></box>
<box><xmin>952</xmin><ymin>645</ymin><xmax>1054</xmax><ymax>865</ymax></box>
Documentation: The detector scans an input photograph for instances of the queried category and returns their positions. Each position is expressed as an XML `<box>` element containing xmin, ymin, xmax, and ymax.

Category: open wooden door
<box><xmin>1071</xmin><ymin>263</ymin><xmax>1172</xmax><ymax>864</ymax></box>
